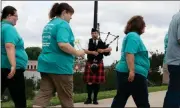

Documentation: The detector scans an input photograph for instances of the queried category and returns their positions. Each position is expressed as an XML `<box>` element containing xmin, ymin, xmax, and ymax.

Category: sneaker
<box><xmin>93</xmin><ymin>100</ymin><xmax>98</xmax><ymax>105</ymax></box>
<box><xmin>84</xmin><ymin>98</ymin><xmax>92</xmax><ymax>104</ymax></box>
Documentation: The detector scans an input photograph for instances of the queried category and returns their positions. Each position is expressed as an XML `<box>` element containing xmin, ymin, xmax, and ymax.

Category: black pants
<box><xmin>163</xmin><ymin>65</ymin><xmax>180</xmax><ymax>108</ymax></box>
<box><xmin>86</xmin><ymin>83</ymin><xmax>100</xmax><ymax>101</ymax></box>
<box><xmin>111</xmin><ymin>72</ymin><xmax>150</xmax><ymax>108</ymax></box>
<box><xmin>1</xmin><ymin>68</ymin><xmax>26</xmax><ymax>108</ymax></box>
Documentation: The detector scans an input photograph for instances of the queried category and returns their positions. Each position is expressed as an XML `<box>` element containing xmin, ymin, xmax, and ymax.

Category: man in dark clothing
<box><xmin>83</xmin><ymin>28</ymin><xmax>112</xmax><ymax>105</ymax></box>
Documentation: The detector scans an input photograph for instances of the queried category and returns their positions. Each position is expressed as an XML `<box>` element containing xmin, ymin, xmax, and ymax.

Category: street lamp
<box><xmin>93</xmin><ymin>1</ymin><xmax>98</xmax><ymax>30</ymax></box>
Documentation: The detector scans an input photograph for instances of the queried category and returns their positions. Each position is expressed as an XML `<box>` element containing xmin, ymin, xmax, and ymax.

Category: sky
<box><xmin>2</xmin><ymin>1</ymin><xmax>180</xmax><ymax>66</ymax></box>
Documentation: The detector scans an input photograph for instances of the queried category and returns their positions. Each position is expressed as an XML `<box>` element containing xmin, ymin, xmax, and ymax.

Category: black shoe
<box><xmin>84</xmin><ymin>98</ymin><xmax>92</xmax><ymax>104</ymax></box>
<box><xmin>93</xmin><ymin>100</ymin><xmax>98</xmax><ymax>105</ymax></box>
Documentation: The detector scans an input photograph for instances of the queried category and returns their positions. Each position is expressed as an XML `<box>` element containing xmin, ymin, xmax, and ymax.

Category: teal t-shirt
<box><xmin>1</xmin><ymin>20</ymin><xmax>28</xmax><ymax>69</ymax></box>
<box><xmin>163</xmin><ymin>34</ymin><xmax>168</xmax><ymax>63</ymax></box>
<box><xmin>115</xmin><ymin>32</ymin><xmax>150</xmax><ymax>78</ymax></box>
<box><xmin>37</xmin><ymin>18</ymin><xmax>75</xmax><ymax>74</ymax></box>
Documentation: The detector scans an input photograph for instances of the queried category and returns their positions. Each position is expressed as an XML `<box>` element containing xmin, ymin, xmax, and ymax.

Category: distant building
<box><xmin>24</xmin><ymin>60</ymin><xmax>40</xmax><ymax>80</ymax></box>
<box><xmin>26</xmin><ymin>59</ymin><xmax>86</xmax><ymax>73</ymax></box>
<box><xmin>26</xmin><ymin>60</ymin><xmax>38</xmax><ymax>71</ymax></box>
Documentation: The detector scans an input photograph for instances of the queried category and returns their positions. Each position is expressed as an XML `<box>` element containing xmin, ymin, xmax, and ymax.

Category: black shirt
<box><xmin>87</xmin><ymin>38</ymin><xmax>110</xmax><ymax>62</ymax></box>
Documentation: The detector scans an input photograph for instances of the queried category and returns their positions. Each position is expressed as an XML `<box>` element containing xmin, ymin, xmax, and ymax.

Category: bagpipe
<box><xmin>97</xmin><ymin>23</ymin><xmax>120</xmax><ymax>55</ymax></box>
<box><xmin>99</xmin><ymin>31</ymin><xmax>119</xmax><ymax>55</ymax></box>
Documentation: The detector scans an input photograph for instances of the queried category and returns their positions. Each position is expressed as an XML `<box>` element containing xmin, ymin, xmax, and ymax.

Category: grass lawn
<box><xmin>1</xmin><ymin>86</ymin><xmax>168</xmax><ymax>107</ymax></box>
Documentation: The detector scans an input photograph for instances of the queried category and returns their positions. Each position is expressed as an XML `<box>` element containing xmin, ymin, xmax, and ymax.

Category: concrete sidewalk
<box><xmin>55</xmin><ymin>91</ymin><xmax>166</xmax><ymax>107</ymax></box>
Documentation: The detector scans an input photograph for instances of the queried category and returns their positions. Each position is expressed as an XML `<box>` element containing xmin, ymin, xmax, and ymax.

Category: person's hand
<box><xmin>97</xmin><ymin>49</ymin><xmax>104</xmax><ymax>53</ymax></box>
<box><xmin>76</xmin><ymin>50</ymin><xmax>85</xmax><ymax>57</ymax></box>
<box><xmin>106</xmin><ymin>47</ymin><xmax>112</xmax><ymax>52</ymax></box>
<box><xmin>128</xmin><ymin>71</ymin><xmax>135</xmax><ymax>82</ymax></box>
<box><xmin>92</xmin><ymin>51</ymin><xmax>99</xmax><ymax>56</ymax></box>
<box><xmin>7</xmin><ymin>66</ymin><xmax>16</xmax><ymax>79</ymax></box>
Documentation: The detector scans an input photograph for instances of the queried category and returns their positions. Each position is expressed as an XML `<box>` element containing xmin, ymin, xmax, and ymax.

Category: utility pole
<box><xmin>93</xmin><ymin>1</ymin><xmax>98</xmax><ymax>30</ymax></box>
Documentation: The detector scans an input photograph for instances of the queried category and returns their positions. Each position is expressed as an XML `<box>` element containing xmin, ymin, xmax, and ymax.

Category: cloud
<box><xmin>98</xmin><ymin>1</ymin><xmax>180</xmax><ymax>27</ymax></box>
<box><xmin>2</xmin><ymin>1</ymin><xmax>180</xmax><ymax>66</ymax></box>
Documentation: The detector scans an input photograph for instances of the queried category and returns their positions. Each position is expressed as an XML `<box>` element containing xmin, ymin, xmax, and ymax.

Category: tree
<box><xmin>25</xmin><ymin>77</ymin><xmax>36</xmax><ymax>99</ymax></box>
<box><xmin>149</xmin><ymin>50</ymin><xmax>164</xmax><ymax>72</ymax></box>
<box><xmin>148</xmin><ymin>50</ymin><xmax>164</xmax><ymax>86</ymax></box>
<box><xmin>25</xmin><ymin>47</ymin><xmax>42</xmax><ymax>60</ymax></box>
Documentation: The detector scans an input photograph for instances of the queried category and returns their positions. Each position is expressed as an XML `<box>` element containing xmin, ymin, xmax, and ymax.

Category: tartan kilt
<box><xmin>83</xmin><ymin>60</ymin><xmax>105</xmax><ymax>84</ymax></box>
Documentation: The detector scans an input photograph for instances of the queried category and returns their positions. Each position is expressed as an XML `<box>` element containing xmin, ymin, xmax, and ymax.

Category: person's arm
<box><xmin>97</xmin><ymin>48</ymin><xmax>111</xmax><ymax>56</ymax></box>
<box><xmin>56</xmin><ymin>24</ymin><xmax>77</xmax><ymax>56</ymax></box>
<box><xmin>164</xmin><ymin>34</ymin><xmax>168</xmax><ymax>51</ymax></box>
<box><xmin>177</xmin><ymin>21</ymin><xmax>180</xmax><ymax>45</ymax></box>
<box><xmin>4</xmin><ymin>26</ymin><xmax>18</xmax><ymax>79</ymax></box>
<box><xmin>84</xmin><ymin>49</ymin><xmax>97</xmax><ymax>55</ymax></box>
<box><xmin>5</xmin><ymin>43</ymin><xmax>16</xmax><ymax>68</ymax></box>
<box><xmin>124</xmin><ymin>34</ymin><xmax>139</xmax><ymax>82</ymax></box>
<box><xmin>58</xmin><ymin>43</ymin><xmax>78</xmax><ymax>56</ymax></box>
<box><xmin>97</xmin><ymin>41</ymin><xmax>111</xmax><ymax>56</ymax></box>
<box><xmin>4</xmin><ymin>26</ymin><xmax>18</xmax><ymax>68</ymax></box>
<box><xmin>56</xmin><ymin>24</ymin><xmax>84</xmax><ymax>57</ymax></box>
<box><xmin>97</xmin><ymin>48</ymin><xmax>111</xmax><ymax>53</ymax></box>
<box><xmin>126</xmin><ymin>53</ymin><xmax>135</xmax><ymax>73</ymax></box>
<box><xmin>6</xmin><ymin>43</ymin><xmax>16</xmax><ymax>79</ymax></box>
<box><xmin>83</xmin><ymin>39</ymin><xmax>98</xmax><ymax>55</ymax></box>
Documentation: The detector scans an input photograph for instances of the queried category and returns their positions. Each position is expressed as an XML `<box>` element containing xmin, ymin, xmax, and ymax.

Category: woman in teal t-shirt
<box><xmin>1</xmin><ymin>6</ymin><xmax>28</xmax><ymax>107</ymax></box>
<box><xmin>33</xmin><ymin>3</ymin><xmax>85</xmax><ymax>108</ymax></box>
<box><xmin>111</xmin><ymin>16</ymin><xmax>150</xmax><ymax>108</ymax></box>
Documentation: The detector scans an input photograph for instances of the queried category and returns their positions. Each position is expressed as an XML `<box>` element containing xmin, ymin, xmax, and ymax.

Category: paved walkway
<box><xmin>55</xmin><ymin>91</ymin><xmax>166</xmax><ymax>107</ymax></box>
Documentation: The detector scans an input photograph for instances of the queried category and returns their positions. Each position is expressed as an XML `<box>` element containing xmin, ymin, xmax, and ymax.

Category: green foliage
<box><xmin>148</xmin><ymin>50</ymin><xmax>164</xmax><ymax>86</ymax></box>
<box><xmin>25</xmin><ymin>77</ymin><xmax>36</xmax><ymax>99</ymax></box>
<box><xmin>25</xmin><ymin>47</ymin><xmax>42</xmax><ymax>60</ymax></box>
<box><xmin>73</xmin><ymin>72</ymin><xmax>86</xmax><ymax>93</ymax></box>
<box><xmin>100</xmin><ymin>63</ymin><xmax>117</xmax><ymax>91</ymax></box>
<box><xmin>35</xmin><ymin>79</ymin><xmax>41</xmax><ymax>90</ymax></box>
<box><xmin>148</xmin><ymin>71</ymin><xmax>162</xmax><ymax>86</ymax></box>
<box><xmin>149</xmin><ymin>50</ymin><xmax>164</xmax><ymax>69</ymax></box>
